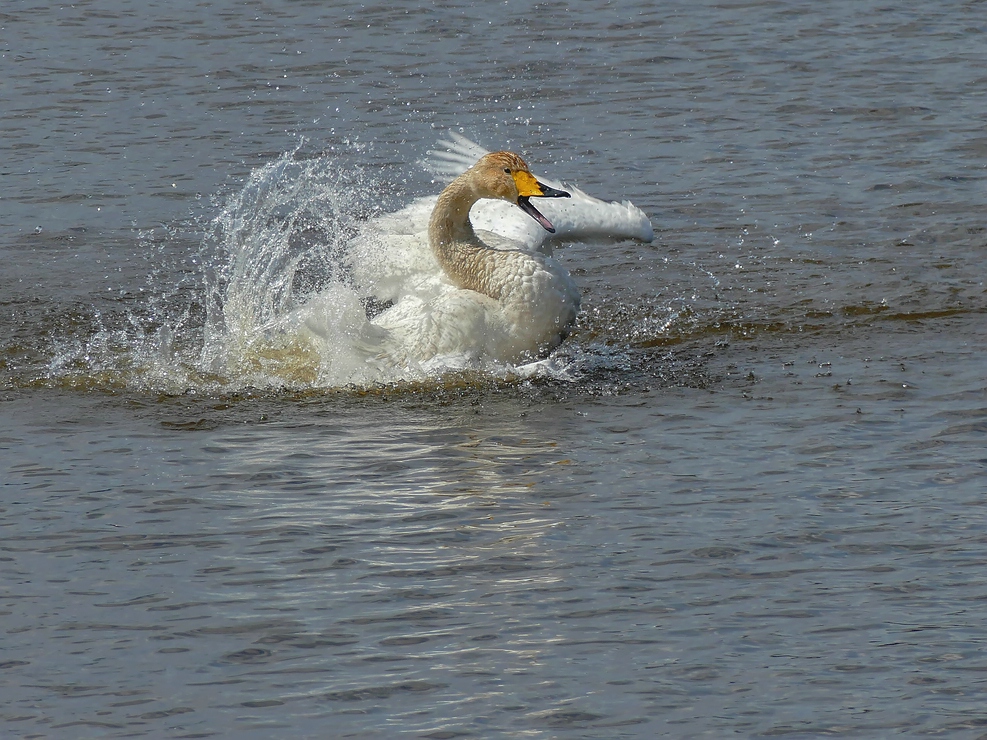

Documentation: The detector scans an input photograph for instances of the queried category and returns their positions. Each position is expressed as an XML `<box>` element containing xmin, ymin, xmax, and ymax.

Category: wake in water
<box><xmin>47</xmin><ymin>137</ymin><xmax>659</xmax><ymax>394</ymax></box>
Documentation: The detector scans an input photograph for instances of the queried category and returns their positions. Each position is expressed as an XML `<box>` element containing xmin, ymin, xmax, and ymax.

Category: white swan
<box><xmin>284</xmin><ymin>135</ymin><xmax>654</xmax><ymax>381</ymax></box>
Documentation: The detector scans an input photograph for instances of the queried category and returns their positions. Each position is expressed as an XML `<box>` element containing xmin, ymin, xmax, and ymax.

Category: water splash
<box><xmin>195</xmin><ymin>148</ymin><xmax>378</xmax><ymax>389</ymax></box>
<box><xmin>41</xmin><ymin>148</ymin><xmax>378</xmax><ymax>393</ymax></box>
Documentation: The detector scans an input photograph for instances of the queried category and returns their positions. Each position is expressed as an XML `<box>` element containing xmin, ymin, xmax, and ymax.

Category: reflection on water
<box><xmin>4</xmin><ymin>336</ymin><xmax>987</xmax><ymax>736</ymax></box>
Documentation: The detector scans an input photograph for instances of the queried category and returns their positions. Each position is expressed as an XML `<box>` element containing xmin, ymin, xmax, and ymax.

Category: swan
<box><xmin>288</xmin><ymin>135</ymin><xmax>654</xmax><ymax>380</ymax></box>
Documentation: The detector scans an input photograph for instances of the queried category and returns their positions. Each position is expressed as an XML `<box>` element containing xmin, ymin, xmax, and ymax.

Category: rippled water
<box><xmin>3</xmin><ymin>1</ymin><xmax>987</xmax><ymax>737</ymax></box>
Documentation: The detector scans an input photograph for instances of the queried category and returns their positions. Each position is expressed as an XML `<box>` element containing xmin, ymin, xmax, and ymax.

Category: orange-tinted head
<box><xmin>469</xmin><ymin>151</ymin><xmax>570</xmax><ymax>232</ymax></box>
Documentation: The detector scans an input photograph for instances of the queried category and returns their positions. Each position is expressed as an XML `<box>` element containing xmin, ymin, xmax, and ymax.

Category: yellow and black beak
<box><xmin>511</xmin><ymin>171</ymin><xmax>571</xmax><ymax>233</ymax></box>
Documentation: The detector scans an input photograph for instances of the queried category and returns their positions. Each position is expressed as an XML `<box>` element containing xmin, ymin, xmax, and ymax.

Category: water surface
<box><xmin>2</xmin><ymin>1</ymin><xmax>986</xmax><ymax>737</ymax></box>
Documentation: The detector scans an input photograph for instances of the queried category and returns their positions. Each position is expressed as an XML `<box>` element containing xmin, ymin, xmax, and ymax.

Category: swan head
<box><xmin>470</xmin><ymin>151</ymin><xmax>571</xmax><ymax>233</ymax></box>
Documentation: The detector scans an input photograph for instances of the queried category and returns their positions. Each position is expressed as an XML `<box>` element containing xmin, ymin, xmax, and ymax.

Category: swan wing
<box><xmin>469</xmin><ymin>183</ymin><xmax>653</xmax><ymax>253</ymax></box>
<box><xmin>422</xmin><ymin>132</ymin><xmax>491</xmax><ymax>181</ymax></box>
<box><xmin>348</xmin><ymin>225</ymin><xmax>444</xmax><ymax>304</ymax></box>
<box><xmin>528</xmin><ymin>182</ymin><xmax>654</xmax><ymax>243</ymax></box>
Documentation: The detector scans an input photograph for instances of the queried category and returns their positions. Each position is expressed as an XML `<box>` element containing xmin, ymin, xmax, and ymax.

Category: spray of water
<box><xmin>195</xmin><ymin>149</ymin><xmax>378</xmax><ymax>389</ymax></box>
<box><xmin>42</xmin><ymin>147</ymin><xmax>379</xmax><ymax>393</ymax></box>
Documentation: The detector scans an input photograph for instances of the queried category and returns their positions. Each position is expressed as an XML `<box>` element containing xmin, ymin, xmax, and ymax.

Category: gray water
<box><xmin>3</xmin><ymin>1</ymin><xmax>987</xmax><ymax>737</ymax></box>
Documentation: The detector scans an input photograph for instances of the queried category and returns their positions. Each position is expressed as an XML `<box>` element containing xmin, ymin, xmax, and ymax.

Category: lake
<box><xmin>2</xmin><ymin>1</ymin><xmax>986</xmax><ymax>737</ymax></box>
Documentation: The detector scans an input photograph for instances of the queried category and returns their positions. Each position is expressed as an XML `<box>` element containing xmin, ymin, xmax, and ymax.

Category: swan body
<box><xmin>297</xmin><ymin>135</ymin><xmax>654</xmax><ymax>378</ymax></box>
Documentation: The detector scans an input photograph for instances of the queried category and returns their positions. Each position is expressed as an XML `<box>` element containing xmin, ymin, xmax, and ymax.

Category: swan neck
<box><xmin>429</xmin><ymin>174</ymin><xmax>496</xmax><ymax>297</ymax></box>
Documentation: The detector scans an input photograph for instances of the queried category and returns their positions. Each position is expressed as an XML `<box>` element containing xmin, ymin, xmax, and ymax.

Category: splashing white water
<box><xmin>194</xmin><ymin>149</ymin><xmax>386</xmax><ymax>388</ymax></box>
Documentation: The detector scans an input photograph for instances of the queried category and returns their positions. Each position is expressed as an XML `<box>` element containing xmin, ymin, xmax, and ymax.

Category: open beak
<box><xmin>512</xmin><ymin>171</ymin><xmax>571</xmax><ymax>233</ymax></box>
